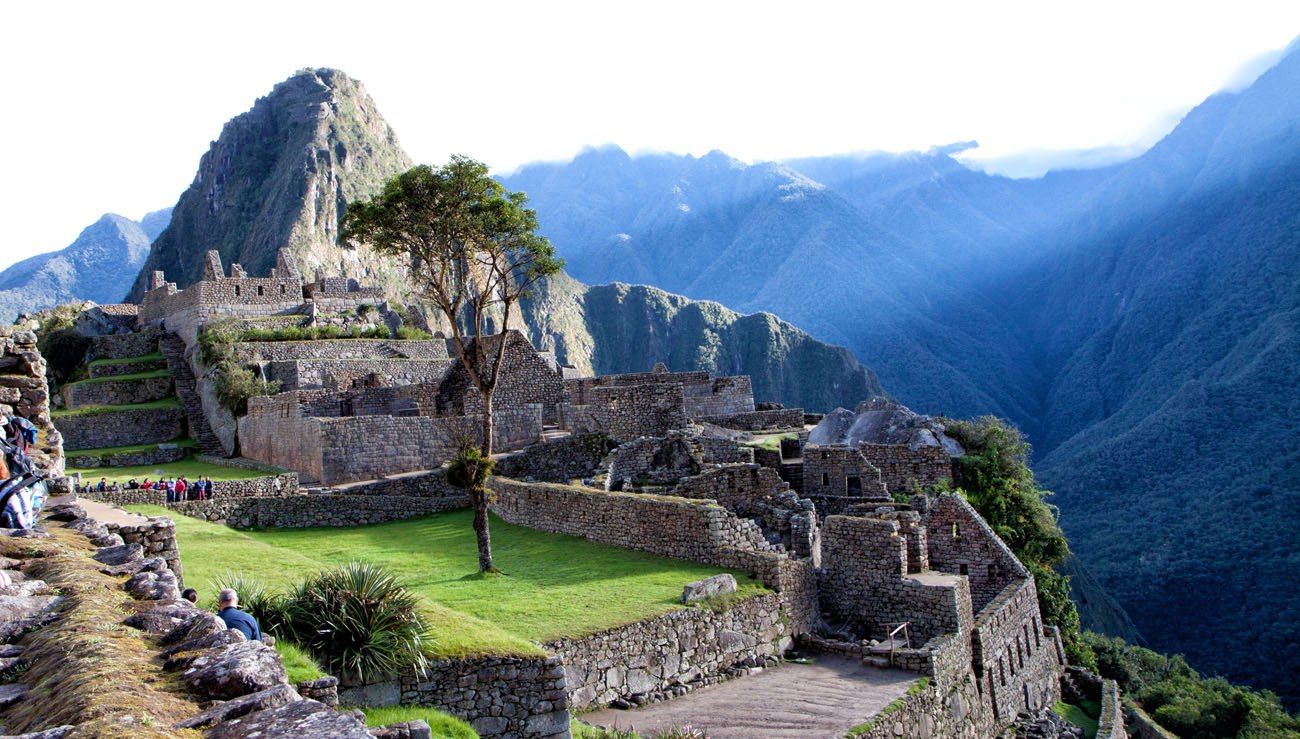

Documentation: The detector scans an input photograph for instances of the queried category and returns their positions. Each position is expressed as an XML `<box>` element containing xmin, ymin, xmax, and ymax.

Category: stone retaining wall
<box><xmin>338</xmin><ymin>655</ymin><xmax>569</xmax><ymax>739</ymax></box>
<box><xmin>231</xmin><ymin>339</ymin><xmax>448</xmax><ymax>362</ymax></box>
<box><xmin>80</xmin><ymin>472</ymin><xmax>299</xmax><ymax>505</ymax></box>
<box><xmin>0</xmin><ymin>326</ymin><xmax>61</xmax><ymax>473</ymax></box>
<box><xmin>66</xmin><ymin>443</ymin><xmax>189</xmax><ymax>468</ymax></box>
<box><xmin>859</xmin><ymin>443</ymin><xmax>953</xmax><ymax>494</ymax></box>
<box><xmin>494</xmin><ymin>434</ymin><xmax>616</xmax><ymax>482</ymax></box>
<box><xmin>547</xmin><ymin>593</ymin><xmax>790</xmax><ymax>709</ymax></box>
<box><xmin>88</xmin><ymin>356</ymin><xmax>167</xmax><ymax>378</ymax></box>
<box><xmin>60</xmin><ymin>374</ymin><xmax>174</xmax><ymax>408</ymax></box>
<box><xmin>1097</xmin><ymin>679</ymin><xmax>1126</xmax><ymax>739</ymax></box>
<box><xmin>847</xmin><ymin>671</ymin><xmax>995</xmax><ymax>739</ymax></box>
<box><xmin>696</xmin><ymin>408</ymin><xmax>806</xmax><ymax>431</ymax></box>
<box><xmin>87</xmin><ymin>328</ymin><xmax>160</xmax><ymax>360</ymax></box>
<box><xmin>1125</xmin><ymin>702</ymin><xmax>1177</xmax><ymax>739</ymax></box>
<box><xmin>57</xmin><ymin>405</ymin><xmax>186</xmax><ymax>450</ymax></box>
<box><xmin>173</xmin><ymin>492</ymin><xmax>465</xmax><ymax>528</ymax></box>
<box><xmin>102</xmin><ymin>514</ymin><xmax>183</xmax><ymax>584</ymax></box>
<box><xmin>264</xmin><ymin>358</ymin><xmax>452</xmax><ymax>391</ymax></box>
<box><xmin>971</xmin><ymin>577</ymin><xmax>1062</xmax><ymax>722</ymax></box>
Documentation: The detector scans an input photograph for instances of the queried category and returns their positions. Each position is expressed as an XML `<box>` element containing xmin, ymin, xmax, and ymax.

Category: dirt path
<box><xmin>51</xmin><ymin>495</ymin><xmax>149</xmax><ymax>526</ymax></box>
<box><xmin>583</xmin><ymin>655</ymin><xmax>917</xmax><ymax>739</ymax></box>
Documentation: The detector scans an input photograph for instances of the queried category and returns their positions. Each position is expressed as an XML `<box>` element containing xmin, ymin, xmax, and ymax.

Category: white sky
<box><xmin>3</xmin><ymin>0</ymin><xmax>1299</xmax><ymax>271</ymax></box>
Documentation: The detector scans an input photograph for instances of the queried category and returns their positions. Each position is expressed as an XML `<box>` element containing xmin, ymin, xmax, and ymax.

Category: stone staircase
<box><xmin>160</xmin><ymin>333</ymin><xmax>227</xmax><ymax>457</ymax></box>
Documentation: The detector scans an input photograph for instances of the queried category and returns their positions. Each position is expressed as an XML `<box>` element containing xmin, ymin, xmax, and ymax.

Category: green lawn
<box><xmin>275</xmin><ymin>640</ymin><xmax>327</xmax><ymax>683</ymax></box>
<box><xmin>1054</xmin><ymin>700</ymin><xmax>1099</xmax><ymax>739</ymax></box>
<box><xmin>52</xmin><ymin>397</ymin><xmax>181</xmax><ymax>418</ymax></box>
<box><xmin>71</xmin><ymin>457</ymin><xmax>268</xmax><ymax>485</ymax></box>
<box><xmin>125</xmin><ymin>506</ymin><xmax>768</xmax><ymax>658</ymax></box>
<box><xmin>747</xmin><ymin>432</ymin><xmax>797</xmax><ymax>451</ymax></box>
<box><xmin>65</xmin><ymin>437</ymin><xmax>197</xmax><ymax>458</ymax></box>
<box><xmin>66</xmin><ymin>368</ymin><xmax>172</xmax><ymax>385</ymax></box>
<box><xmin>87</xmin><ymin>352</ymin><xmax>165</xmax><ymax>367</ymax></box>
<box><xmin>354</xmin><ymin>705</ymin><xmax>477</xmax><ymax>738</ymax></box>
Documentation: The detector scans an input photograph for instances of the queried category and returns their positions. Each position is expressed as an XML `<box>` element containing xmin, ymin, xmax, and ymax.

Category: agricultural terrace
<box><xmin>126</xmin><ymin>506</ymin><xmax>768</xmax><ymax>658</ymax></box>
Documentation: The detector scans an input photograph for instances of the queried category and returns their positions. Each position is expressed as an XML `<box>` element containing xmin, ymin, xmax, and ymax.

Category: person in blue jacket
<box><xmin>216</xmin><ymin>588</ymin><xmax>262</xmax><ymax>641</ymax></box>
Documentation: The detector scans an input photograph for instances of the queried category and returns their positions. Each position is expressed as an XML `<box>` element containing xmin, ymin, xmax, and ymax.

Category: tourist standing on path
<box><xmin>216</xmin><ymin>588</ymin><xmax>262</xmax><ymax>641</ymax></box>
<box><xmin>164</xmin><ymin>478</ymin><xmax>176</xmax><ymax>504</ymax></box>
<box><xmin>176</xmin><ymin>476</ymin><xmax>188</xmax><ymax>502</ymax></box>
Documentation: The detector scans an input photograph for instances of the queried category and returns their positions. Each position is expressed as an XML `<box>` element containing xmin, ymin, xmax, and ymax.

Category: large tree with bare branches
<box><xmin>341</xmin><ymin>156</ymin><xmax>563</xmax><ymax>571</ymax></box>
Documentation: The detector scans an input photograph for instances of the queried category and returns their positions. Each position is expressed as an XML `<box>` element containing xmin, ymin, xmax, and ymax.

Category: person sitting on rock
<box><xmin>182</xmin><ymin>588</ymin><xmax>198</xmax><ymax>604</ymax></box>
<box><xmin>217</xmin><ymin>588</ymin><xmax>262</xmax><ymax>641</ymax></box>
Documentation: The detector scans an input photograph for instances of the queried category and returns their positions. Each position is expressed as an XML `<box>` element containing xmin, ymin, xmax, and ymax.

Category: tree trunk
<box><xmin>474</xmin><ymin>389</ymin><xmax>495</xmax><ymax>572</ymax></box>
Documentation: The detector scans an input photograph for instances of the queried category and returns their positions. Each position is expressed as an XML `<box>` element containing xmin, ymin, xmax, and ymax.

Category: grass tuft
<box><xmin>354</xmin><ymin>704</ymin><xmax>477</xmax><ymax>738</ymax></box>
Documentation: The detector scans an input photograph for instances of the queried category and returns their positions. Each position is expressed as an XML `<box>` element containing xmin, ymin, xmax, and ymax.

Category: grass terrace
<box><xmin>51</xmin><ymin>397</ymin><xmax>182</xmax><ymax>418</ymax></box>
<box><xmin>65</xmin><ymin>438</ymin><xmax>198</xmax><ymax>458</ymax></box>
<box><xmin>65</xmin><ymin>368</ymin><xmax>172</xmax><ymax>385</ymax></box>
<box><xmin>71</xmin><ymin>457</ymin><xmax>269</xmax><ymax>485</ymax></box>
<box><xmin>126</xmin><ymin>506</ymin><xmax>768</xmax><ymax>659</ymax></box>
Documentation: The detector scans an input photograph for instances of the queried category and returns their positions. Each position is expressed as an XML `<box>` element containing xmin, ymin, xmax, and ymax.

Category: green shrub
<box><xmin>214</xmin><ymin>363</ymin><xmax>279</xmax><ymax>416</ymax></box>
<box><xmin>278</xmin><ymin>562</ymin><xmax>431</xmax><ymax>684</ymax></box>
<box><xmin>396</xmin><ymin>325</ymin><xmax>434</xmax><ymax>340</ymax></box>
<box><xmin>571</xmin><ymin>721</ymin><xmax>640</xmax><ymax>739</ymax></box>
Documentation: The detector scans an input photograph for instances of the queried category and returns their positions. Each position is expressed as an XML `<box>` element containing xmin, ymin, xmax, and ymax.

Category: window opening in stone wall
<box><xmin>821</xmin><ymin>472</ymin><xmax>829</xmax><ymax>486</ymax></box>
<box><xmin>1023</xmin><ymin>624</ymin><xmax>1032</xmax><ymax>654</ymax></box>
<box><xmin>846</xmin><ymin>476</ymin><xmax>862</xmax><ymax>495</ymax></box>
<box><xmin>280</xmin><ymin>284</ymin><xmax>286</xmax><ymax>295</ymax></box>
<box><xmin>820</xmin><ymin>450</ymin><xmax>829</xmax><ymax>460</ymax></box>
<box><xmin>1000</xmin><ymin>658</ymin><xmax>1007</xmax><ymax>686</ymax></box>
<box><xmin>1034</xmin><ymin>617</ymin><xmax>1041</xmax><ymax>649</ymax></box>
<box><xmin>960</xmin><ymin>563</ymin><xmax>969</xmax><ymax>575</ymax></box>
<box><xmin>952</xmin><ymin>521</ymin><xmax>960</xmax><ymax>539</ymax></box>
<box><xmin>257</xmin><ymin>285</ymin><xmax>264</xmax><ymax>296</ymax></box>
<box><xmin>234</xmin><ymin>285</ymin><xmax>241</xmax><ymax>297</ymax></box>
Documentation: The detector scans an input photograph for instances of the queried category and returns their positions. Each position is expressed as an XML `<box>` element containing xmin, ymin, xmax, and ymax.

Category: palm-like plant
<box><xmin>278</xmin><ymin>562</ymin><xmax>430</xmax><ymax>685</ymax></box>
<box><xmin>214</xmin><ymin>573</ymin><xmax>288</xmax><ymax>636</ymax></box>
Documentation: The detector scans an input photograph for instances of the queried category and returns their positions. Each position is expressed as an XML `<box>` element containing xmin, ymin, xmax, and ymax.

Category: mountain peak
<box><xmin>126</xmin><ymin>69</ymin><xmax>412</xmax><ymax>300</ymax></box>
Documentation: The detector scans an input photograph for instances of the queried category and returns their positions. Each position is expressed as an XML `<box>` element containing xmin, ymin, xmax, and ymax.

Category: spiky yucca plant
<box><xmin>279</xmin><ymin>562</ymin><xmax>430</xmax><ymax>684</ymax></box>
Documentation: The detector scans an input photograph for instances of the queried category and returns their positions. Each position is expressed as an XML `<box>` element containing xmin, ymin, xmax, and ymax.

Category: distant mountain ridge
<box><xmin>0</xmin><ymin>208</ymin><xmax>170</xmax><ymax>322</ymax></box>
<box><xmin>500</xmin><ymin>44</ymin><xmax>1300</xmax><ymax>704</ymax></box>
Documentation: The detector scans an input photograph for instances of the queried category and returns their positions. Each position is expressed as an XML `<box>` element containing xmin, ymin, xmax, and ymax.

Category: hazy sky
<box><xmin>3</xmin><ymin>1</ymin><xmax>1299</xmax><ymax>271</ymax></box>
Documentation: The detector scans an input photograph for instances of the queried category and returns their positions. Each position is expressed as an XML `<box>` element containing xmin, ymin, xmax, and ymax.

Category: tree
<box><xmin>942</xmin><ymin>415</ymin><xmax>1095</xmax><ymax>668</ymax></box>
<box><xmin>341</xmin><ymin>157</ymin><xmax>563</xmax><ymax>572</ymax></box>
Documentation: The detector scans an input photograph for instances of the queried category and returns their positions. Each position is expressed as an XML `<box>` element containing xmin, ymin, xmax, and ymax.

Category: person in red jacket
<box><xmin>175</xmin><ymin>476</ymin><xmax>188</xmax><ymax>502</ymax></box>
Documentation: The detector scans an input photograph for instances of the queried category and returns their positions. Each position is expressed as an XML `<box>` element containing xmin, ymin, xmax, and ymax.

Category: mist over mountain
<box><xmin>501</xmin><ymin>46</ymin><xmax>1300</xmax><ymax>703</ymax></box>
<box><xmin>0</xmin><ymin>208</ymin><xmax>170</xmax><ymax>322</ymax></box>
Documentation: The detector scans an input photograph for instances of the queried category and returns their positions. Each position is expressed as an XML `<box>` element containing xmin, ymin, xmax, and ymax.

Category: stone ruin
<box><xmin>17</xmin><ymin>251</ymin><xmax>1114</xmax><ymax>738</ymax></box>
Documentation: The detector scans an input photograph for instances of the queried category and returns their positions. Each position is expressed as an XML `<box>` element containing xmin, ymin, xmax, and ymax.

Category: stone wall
<box><xmin>173</xmin><ymin>492</ymin><xmax>465</xmax><ymax>528</ymax></box>
<box><xmin>80</xmin><ymin>472</ymin><xmax>299</xmax><ymax>506</ymax></box>
<box><xmin>240</xmin><ymin>393</ymin><xmax>541</xmax><ymax>485</ymax></box>
<box><xmin>818</xmin><ymin>515</ymin><xmax>973</xmax><ymax>643</ymax></box>
<box><xmin>1097</xmin><ymin>679</ymin><xmax>1126</xmax><ymax>739</ymax></box>
<box><xmin>104</xmin><ymin>515</ymin><xmax>183</xmax><ymax>584</ymax></box>
<box><xmin>60</xmin><ymin>374</ymin><xmax>173</xmax><ymax>408</ymax></box>
<box><xmin>571</xmin><ymin>383</ymin><xmax>686</xmax><ymax>442</ymax></box>
<box><xmin>971</xmin><ymin>577</ymin><xmax>1062</xmax><ymax>723</ymax></box>
<box><xmin>66</xmin><ymin>443</ymin><xmax>189</xmax><ymax>468</ymax></box>
<box><xmin>265</xmin><ymin>358</ymin><xmax>452</xmax><ymax>391</ymax></box>
<box><xmin>494</xmin><ymin>433</ymin><xmax>616</xmax><ymax>482</ymax></box>
<box><xmin>87</xmin><ymin>327</ymin><xmax>161</xmax><ymax>360</ymax></box>
<box><xmin>859</xmin><ymin>443</ymin><xmax>953</xmax><ymax>494</ymax></box>
<box><xmin>547</xmin><ymin>593</ymin><xmax>790</xmax><ymax>710</ymax></box>
<box><xmin>232</xmin><ymin>339</ymin><xmax>449</xmax><ymax>362</ymax></box>
<box><xmin>696</xmin><ymin>408</ymin><xmax>805</xmax><ymax>431</ymax></box>
<box><xmin>802</xmin><ymin>445</ymin><xmax>889</xmax><ymax>503</ymax></box>
<box><xmin>0</xmin><ymin>326</ymin><xmax>61</xmax><ymax>473</ymax></box>
<box><xmin>925</xmin><ymin>494</ymin><xmax>1029</xmax><ymax>611</ymax></box>
<box><xmin>338</xmin><ymin>655</ymin><xmax>569</xmax><ymax>739</ymax></box>
<box><xmin>672</xmin><ymin>464</ymin><xmax>790</xmax><ymax>512</ymax></box>
<box><xmin>57</xmin><ymin>405</ymin><xmax>186</xmax><ymax>450</ymax></box>
<box><xmin>681</xmin><ymin>375</ymin><xmax>755</xmax><ymax>418</ymax></box>
<box><xmin>444</xmin><ymin>332</ymin><xmax>565</xmax><ymax>424</ymax></box>
<box><xmin>1125</xmin><ymin>703</ymin><xmax>1176</xmax><ymax>739</ymax></box>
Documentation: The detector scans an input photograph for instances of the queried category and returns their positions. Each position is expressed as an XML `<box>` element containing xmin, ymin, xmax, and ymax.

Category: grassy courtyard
<box><xmin>125</xmin><ymin>506</ymin><xmax>767</xmax><ymax>659</ymax></box>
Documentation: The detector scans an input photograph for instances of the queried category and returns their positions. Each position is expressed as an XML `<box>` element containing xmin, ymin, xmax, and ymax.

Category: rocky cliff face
<box><xmin>519</xmin><ymin>273</ymin><xmax>884</xmax><ymax>411</ymax></box>
<box><xmin>127</xmin><ymin>68</ymin><xmax>412</xmax><ymax>300</ymax></box>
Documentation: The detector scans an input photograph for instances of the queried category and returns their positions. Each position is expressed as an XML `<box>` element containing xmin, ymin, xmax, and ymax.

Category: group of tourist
<box><xmin>182</xmin><ymin>587</ymin><xmax>263</xmax><ymax>641</ymax></box>
<box><xmin>78</xmin><ymin>475</ymin><xmax>217</xmax><ymax>502</ymax></box>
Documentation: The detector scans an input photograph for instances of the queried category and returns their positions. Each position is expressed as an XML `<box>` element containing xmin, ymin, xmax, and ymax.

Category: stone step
<box><xmin>160</xmin><ymin>334</ymin><xmax>227</xmax><ymax>456</ymax></box>
<box><xmin>861</xmin><ymin>655</ymin><xmax>892</xmax><ymax>668</ymax></box>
